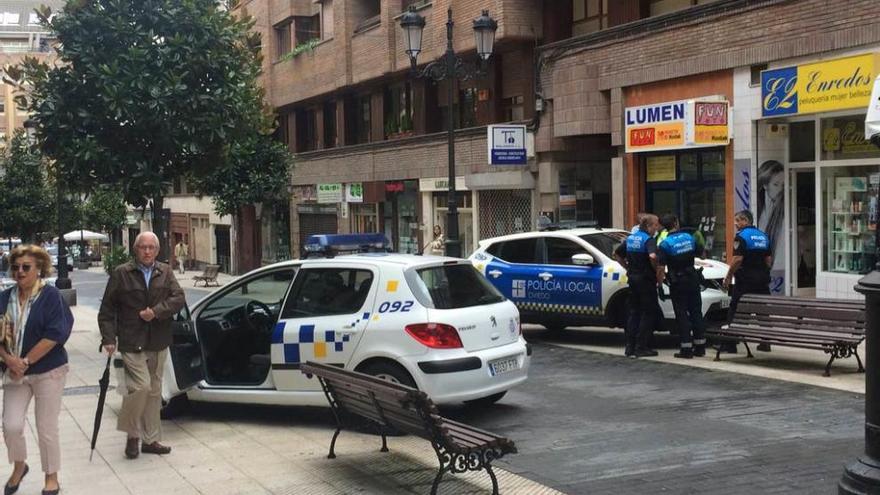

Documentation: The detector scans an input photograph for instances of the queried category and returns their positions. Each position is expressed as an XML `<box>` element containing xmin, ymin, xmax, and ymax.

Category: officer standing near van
<box><xmin>722</xmin><ymin>210</ymin><xmax>773</xmax><ymax>352</ymax></box>
<box><xmin>656</xmin><ymin>214</ymin><xmax>706</xmax><ymax>358</ymax></box>
<box><xmin>614</xmin><ymin>214</ymin><xmax>660</xmax><ymax>358</ymax></box>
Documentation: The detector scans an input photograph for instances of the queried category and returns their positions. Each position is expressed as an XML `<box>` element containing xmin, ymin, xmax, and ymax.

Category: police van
<box><xmin>469</xmin><ymin>228</ymin><xmax>730</xmax><ymax>331</ymax></box>
<box><xmin>159</xmin><ymin>234</ymin><xmax>530</xmax><ymax>413</ymax></box>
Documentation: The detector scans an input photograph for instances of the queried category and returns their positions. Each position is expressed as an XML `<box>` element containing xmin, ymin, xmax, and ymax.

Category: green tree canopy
<box><xmin>10</xmin><ymin>0</ymin><xmax>290</xmax><ymax>254</ymax></box>
<box><xmin>82</xmin><ymin>185</ymin><xmax>127</xmax><ymax>233</ymax></box>
<box><xmin>0</xmin><ymin>131</ymin><xmax>55</xmax><ymax>243</ymax></box>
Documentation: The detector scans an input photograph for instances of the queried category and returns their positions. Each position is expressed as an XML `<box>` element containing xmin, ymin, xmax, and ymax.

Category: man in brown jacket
<box><xmin>98</xmin><ymin>232</ymin><xmax>185</xmax><ymax>459</ymax></box>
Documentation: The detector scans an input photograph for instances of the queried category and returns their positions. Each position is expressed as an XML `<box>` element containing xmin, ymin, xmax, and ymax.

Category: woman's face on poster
<box><xmin>766</xmin><ymin>172</ymin><xmax>784</xmax><ymax>200</ymax></box>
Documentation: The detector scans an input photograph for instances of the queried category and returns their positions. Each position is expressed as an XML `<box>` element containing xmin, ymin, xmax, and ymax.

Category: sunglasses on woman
<box><xmin>10</xmin><ymin>264</ymin><xmax>33</xmax><ymax>273</ymax></box>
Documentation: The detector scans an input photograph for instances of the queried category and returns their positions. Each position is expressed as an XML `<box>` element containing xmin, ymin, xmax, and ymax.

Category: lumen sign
<box><xmin>761</xmin><ymin>53</ymin><xmax>877</xmax><ymax>117</ymax></box>
<box><xmin>624</xmin><ymin>98</ymin><xmax>730</xmax><ymax>152</ymax></box>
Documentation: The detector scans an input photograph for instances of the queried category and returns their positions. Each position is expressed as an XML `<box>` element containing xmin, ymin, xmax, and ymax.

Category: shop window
<box><xmin>821</xmin><ymin>114</ymin><xmax>880</xmax><ymax>161</ymax></box>
<box><xmin>351</xmin><ymin>203</ymin><xmax>378</xmax><ymax>233</ymax></box>
<box><xmin>679</xmin><ymin>153</ymin><xmax>698</xmax><ymax>180</ymax></box>
<box><xmin>822</xmin><ymin>165</ymin><xmax>879</xmax><ymax>274</ymax></box>
<box><xmin>701</xmin><ymin>150</ymin><xmax>725</xmax><ymax>180</ymax></box>
<box><xmin>789</xmin><ymin>121</ymin><xmax>816</xmax><ymax>162</ymax></box>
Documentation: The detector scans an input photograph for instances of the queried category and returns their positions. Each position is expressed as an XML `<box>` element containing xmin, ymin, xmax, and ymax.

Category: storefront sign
<box><xmin>385</xmin><ymin>181</ymin><xmax>405</xmax><ymax>193</ymax></box>
<box><xmin>487</xmin><ymin>125</ymin><xmax>527</xmax><ymax>165</ymax></box>
<box><xmin>417</xmin><ymin>177</ymin><xmax>468</xmax><ymax>192</ymax></box>
<box><xmin>345</xmin><ymin>183</ymin><xmax>364</xmax><ymax>203</ymax></box>
<box><xmin>295</xmin><ymin>185</ymin><xmax>317</xmax><ymax>202</ymax></box>
<box><xmin>646</xmin><ymin>155</ymin><xmax>676</xmax><ymax>182</ymax></box>
<box><xmin>625</xmin><ymin>98</ymin><xmax>729</xmax><ymax>152</ymax></box>
<box><xmin>761</xmin><ymin>53</ymin><xmax>877</xmax><ymax>118</ymax></box>
<box><xmin>559</xmin><ymin>195</ymin><xmax>577</xmax><ymax>207</ymax></box>
<box><xmin>317</xmin><ymin>183</ymin><xmax>343</xmax><ymax>203</ymax></box>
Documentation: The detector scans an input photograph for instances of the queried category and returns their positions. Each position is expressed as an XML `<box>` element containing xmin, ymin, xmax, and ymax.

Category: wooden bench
<box><xmin>300</xmin><ymin>361</ymin><xmax>517</xmax><ymax>495</ymax></box>
<box><xmin>705</xmin><ymin>294</ymin><xmax>866</xmax><ymax>376</ymax></box>
<box><xmin>192</xmin><ymin>264</ymin><xmax>220</xmax><ymax>287</ymax></box>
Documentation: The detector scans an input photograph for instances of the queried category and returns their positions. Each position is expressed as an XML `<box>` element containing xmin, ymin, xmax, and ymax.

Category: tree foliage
<box><xmin>8</xmin><ymin>0</ymin><xmax>290</xmax><ymax>252</ymax></box>
<box><xmin>82</xmin><ymin>185</ymin><xmax>127</xmax><ymax>233</ymax></box>
<box><xmin>0</xmin><ymin>131</ymin><xmax>54</xmax><ymax>242</ymax></box>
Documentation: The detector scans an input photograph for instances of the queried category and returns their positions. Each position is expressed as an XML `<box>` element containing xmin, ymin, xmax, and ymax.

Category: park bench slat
<box><xmin>300</xmin><ymin>361</ymin><xmax>516</xmax><ymax>495</ymax></box>
<box><xmin>705</xmin><ymin>295</ymin><xmax>866</xmax><ymax>377</ymax></box>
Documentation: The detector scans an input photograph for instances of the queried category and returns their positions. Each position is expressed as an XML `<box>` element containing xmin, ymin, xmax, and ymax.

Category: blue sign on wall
<box><xmin>488</xmin><ymin>125</ymin><xmax>527</xmax><ymax>165</ymax></box>
<box><xmin>761</xmin><ymin>66</ymin><xmax>798</xmax><ymax>117</ymax></box>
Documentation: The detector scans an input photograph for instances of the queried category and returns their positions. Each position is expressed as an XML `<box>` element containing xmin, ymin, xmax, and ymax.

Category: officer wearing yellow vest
<box><xmin>656</xmin><ymin>214</ymin><xmax>706</xmax><ymax>359</ymax></box>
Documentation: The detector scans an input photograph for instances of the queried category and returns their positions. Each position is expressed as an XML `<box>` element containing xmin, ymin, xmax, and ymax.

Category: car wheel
<box><xmin>160</xmin><ymin>394</ymin><xmax>190</xmax><ymax>419</ymax></box>
<box><xmin>464</xmin><ymin>391</ymin><xmax>507</xmax><ymax>407</ymax></box>
<box><xmin>359</xmin><ymin>361</ymin><xmax>416</xmax><ymax>388</ymax></box>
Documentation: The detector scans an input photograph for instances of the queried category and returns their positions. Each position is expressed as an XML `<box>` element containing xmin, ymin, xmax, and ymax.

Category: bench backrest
<box><xmin>203</xmin><ymin>264</ymin><xmax>219</xmax><ymax>278</ymax></box>
<box><xmin>301</xmin><ymin>361</ymin><xmax>445</xmax><ymax>440</ymax></box>
<box><xmin>733</xmin><ymin>294</ymin><xmax>866</xmax><ymax>336</ymax></box>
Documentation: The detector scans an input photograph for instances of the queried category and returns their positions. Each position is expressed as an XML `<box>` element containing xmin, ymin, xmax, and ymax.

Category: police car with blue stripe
<box><xmin>468</xmin><ymin>228</ymin><xmax>730</xmax><ymax>332</ymax></box>
<box><xmin>160</xmin><ymin>234</ymin><xmax>530</xmax><ymax>413</ymax></box>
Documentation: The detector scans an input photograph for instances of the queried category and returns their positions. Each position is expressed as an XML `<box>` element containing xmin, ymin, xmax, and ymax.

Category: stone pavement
<box><xmin>1</xmin><ymin>304</ymin><xmax>561</xmax><ymax>495</ymax></box>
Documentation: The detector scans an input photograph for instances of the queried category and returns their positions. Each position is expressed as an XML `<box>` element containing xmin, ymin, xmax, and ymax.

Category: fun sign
<box><xmin>624</xmin><ymin>98</ymin><xmax>730</xmax><ymax>152</ymax></box>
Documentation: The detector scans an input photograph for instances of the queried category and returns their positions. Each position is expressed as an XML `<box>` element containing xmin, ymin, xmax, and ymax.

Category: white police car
<box><xmin>161</xmin><ymin>234</ymin><xmax>530</xmax><ymax>411</ymax></box>
<box><xmin>468</xmin><ymin>228</ymin><xmax>731</xmax><ymax>331</ymax></box>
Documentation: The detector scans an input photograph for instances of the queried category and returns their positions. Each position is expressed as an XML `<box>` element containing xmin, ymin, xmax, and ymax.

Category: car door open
<box><xmin>168</xmin><ymin>303</ymin><xmax>205</xmax><ymax>393</ymax></box>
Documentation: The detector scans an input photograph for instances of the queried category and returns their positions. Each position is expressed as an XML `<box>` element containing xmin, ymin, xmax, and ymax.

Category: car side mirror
<box><xmin>572</xmin><ymin>253</ymin><xmax>595</xmax><ymax>266</ymax></box>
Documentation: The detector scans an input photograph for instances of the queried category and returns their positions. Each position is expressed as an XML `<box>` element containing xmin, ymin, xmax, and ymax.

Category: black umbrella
<box><xmin>89</xmin><ymin>354</ymin><xmax>112</xmax><ymax>462</ymax></box>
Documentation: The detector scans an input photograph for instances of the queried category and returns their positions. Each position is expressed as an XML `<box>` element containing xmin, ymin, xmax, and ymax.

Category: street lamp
<box><xmin>23</xmin><ymin>119</ymin><xmax>72</xmax><ymax>293</ymax></box>
<box><xmin>400</xmin><ymin>8</ymin><xmax>497</xmax><ymax>258</ymax></box>
<box><xmin>839</xmin><ymin>78</ymin><xmax>880</xmax><ymax>494</ymax></box>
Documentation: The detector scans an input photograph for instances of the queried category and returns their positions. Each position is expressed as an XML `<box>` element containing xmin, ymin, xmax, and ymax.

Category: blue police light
<box><xmin>303</xmin><ymin>233</ymin><xmax>392</xmax><ymax>258</ymax></box>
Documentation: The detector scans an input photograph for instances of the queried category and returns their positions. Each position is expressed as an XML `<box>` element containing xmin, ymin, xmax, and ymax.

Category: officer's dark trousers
<box><xmin>670</xmin><ymin>279</ymin><xmax>705</xmax><ymax>349</ymax></box>
<box><xmin>626</xmin><ymin>278</ymin><xmax>657</xmax><ymax>351</ymax></box>
<box><xmin>728</xmin><ymin>282</ymin><xmax>770</xmax><ymax>322</ymax></box>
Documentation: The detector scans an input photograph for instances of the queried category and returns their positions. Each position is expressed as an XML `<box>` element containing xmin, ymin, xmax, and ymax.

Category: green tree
<box><xmin>9</xmin><ymin>0</ymin><xmax>284</xmax><ymax>259</ymax></box>
<box><xmin>82</xmin><ymin>185</ymin><xmax>127</xmax><ymax>243</ymax></box>
<box><xmin>0</xmin><ymin>131</ymin><xmax>54</xmax><ymax>242</ymax></box>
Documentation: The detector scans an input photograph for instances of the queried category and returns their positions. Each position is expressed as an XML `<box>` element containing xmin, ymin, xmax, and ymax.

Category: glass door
<box><xmin>790</xmin><ymin>169</ymin><xmax>816</xmax><ymax>296</ymax></box>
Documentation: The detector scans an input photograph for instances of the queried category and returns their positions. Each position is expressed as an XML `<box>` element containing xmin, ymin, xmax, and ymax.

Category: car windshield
<box><xmin>414</xmin><ymin>264</ymin><xmax>505</xmax><ymax>309</ymax></box>
<box><xmin>579</xmin><ymin>232</ymin><xmax>628</xmax><ymax>259</ymax></box>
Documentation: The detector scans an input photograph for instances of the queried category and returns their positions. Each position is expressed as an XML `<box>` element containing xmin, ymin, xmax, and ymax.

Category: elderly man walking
<box><xmin>98</xmin><ymin>232</ymin><xmax>185</xmax><ymax>459</ymax></box>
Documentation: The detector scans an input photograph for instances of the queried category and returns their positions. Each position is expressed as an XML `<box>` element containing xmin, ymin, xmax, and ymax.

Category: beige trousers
<box><xmin>2</xmin><ymin>364</ymin><xmax>69</xmax><ymax>474</ymax></box>
<box><xmin>117</xmin><ymin>350</ymin><xmax>166</xmax><ymax>444</ymax></box>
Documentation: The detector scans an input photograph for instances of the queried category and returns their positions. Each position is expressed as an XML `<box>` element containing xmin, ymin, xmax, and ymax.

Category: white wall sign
<box><xmin>345</xmin><ymin>183</ymin><xmax>364</xmax><ymax>203</ymax></box>
<box><xmin>488</xmin><ymin>125</ymin><xmax>527</xmax><ymax>165</ymax></box>
<box><xmin>317</xmin><ymin>183</ymin><xmax>343</xmax><ymax>204</ymax></box>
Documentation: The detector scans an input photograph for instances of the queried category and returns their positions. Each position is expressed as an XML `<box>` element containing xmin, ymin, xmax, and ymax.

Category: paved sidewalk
<box><xmin>78</xmin><ymin>265</ymin><xmax>238</xmax><ymax>288</ymax></box>
<box><xmin>1</xmin><ymin>305</ymin><xmax>561</xmax><ymax>495</ymax></box>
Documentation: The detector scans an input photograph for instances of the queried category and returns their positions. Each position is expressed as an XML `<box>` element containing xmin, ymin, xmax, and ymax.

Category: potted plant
<box><xmin>398</xmin><ymin>114</ymin><xmax>415</xmax><ymax>138</ymax></box>
<box><xmin>385</xmin><ymin>119</ymin><xmax>400</xmax><ymax>139</ymax></box>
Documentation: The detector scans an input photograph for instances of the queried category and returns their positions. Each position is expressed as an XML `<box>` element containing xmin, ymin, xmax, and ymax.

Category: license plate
<box><xmin>721</xmin><ymin>298</ymin><xmax>730</xmax><ymax>309</ymax></box>
<box><xmin>489</xmin><ymin>356</ymin><xmax>520</xmax><ymax>376</ymax></box>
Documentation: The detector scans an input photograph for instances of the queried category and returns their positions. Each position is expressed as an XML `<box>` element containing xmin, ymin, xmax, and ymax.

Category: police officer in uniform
<box><xmin>614</xmin><ymin>214</ymin><xmax>660</xmax><ymax>358</ymax></box>
<box><xmin>723</xmin><ymin>210</ymin><xmax>773</xmax><ymax>352</ymax></box>
<box><xmin>656</xmin><ymin>214</ymin><xmax>706</xmax><ymax>358</ymax></box>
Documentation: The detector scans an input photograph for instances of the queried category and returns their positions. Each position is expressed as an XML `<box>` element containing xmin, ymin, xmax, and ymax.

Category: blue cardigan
<box><xmin>0</xmin><ymin>285</ymin><xmax>72</xmax><ymax>375</ymax></box>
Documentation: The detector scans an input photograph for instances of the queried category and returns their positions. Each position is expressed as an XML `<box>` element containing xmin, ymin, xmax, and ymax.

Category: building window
<box><xmin>27</xmin><ymin>13</ymin><xmax>39</xmax><ymax>25</ymax></box>
<box><xmin>572</xmin><ymin>0</ymin><xmax>607</xmax><ymax>36</ymax></box>
<box><xmin>323</xmin><ymin>101</ymin><xmax>336</xmax><ymax>149</ymax></box>
<box><xmin>644</xmin><ymin>149</ymin><xmax>727</xmax><ymax>260</ymax></box>
<box><xmin>294</xmin><ymin>14</ymin><xmax>321</xmax><ymax>46</ymax></box>
<box><xmin>354</xmin><ymin>0</ymin><xmax>381</xmax><ymax>32</ymax></box>
<box><xmin>320</xmin><ymin>0</ymin><xmax>334</xmax><ymax>39</ymax></box>
<box><xmin>502</xmin><ymin>96</ymin><xmax>524</xmax><ymax>122</ymax></box>
<box><xmin>1</xmin><ymin>13</ymin><xmax>20</xmax><ymax>25</ymax></box>
<box><xmin>459</xmin><ymin>88</ymin><xmax>478</xmax><ymax>128</ymax></box>
<box><xmin>383</xmin><ymin>82</ymin><xmax>413</xmax><ymax>138</ymax></box>
<box><xmin>295</xmin><ymin>108</ymin><xmax>318</xmax><ymax>152</ymax></box>
<box><xmin>750</xmin><ymin>63</ymin><xmax>767</xmax><ymax>87</ymax></box>
<box><xmin>820</xmin><ymin>115</ymin><xmax>880</xmax><ymax>161</ymax></box>
<box><xmin>274</xmin><ymin>21</ymin><xmax>292</xmax><ymax>60</ymax></box>
<box><xmin>650</xmin><ymin>0</ymin><xmax>720</xmax><ymax>16</ymax></box>
<box><xmin>345</xmin><ymin>94</ymin><xmax>371</xmax><ymax>145</ymax></box>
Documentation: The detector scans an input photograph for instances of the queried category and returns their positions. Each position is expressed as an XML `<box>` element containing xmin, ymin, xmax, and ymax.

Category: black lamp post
<box><xmin>400</xmin><ymin>8</ymin><xmax>497</xmax><ymax>258</ymax></box>
<box><xmin>23</xmin><ymin>119</ymin><xmax>72</xmax><ymax>292</ymax></box>
<box><xmin>839</xmin><ymin>90</ymin><xmax>880</xmax><ymax>493</ymax></box>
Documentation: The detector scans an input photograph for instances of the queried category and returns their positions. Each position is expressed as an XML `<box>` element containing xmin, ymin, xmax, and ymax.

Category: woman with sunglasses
<box><xmin>0</xmin><ymin>245</ymin><xmax>72</xmax><ymax>495</ymax></box>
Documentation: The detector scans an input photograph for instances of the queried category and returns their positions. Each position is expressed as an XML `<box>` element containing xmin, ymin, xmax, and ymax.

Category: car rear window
<box><xmin>579</xmin><ymin>232</ymin><xmax>627</xmax><ymax>259</ymax></box>
<box><xmin>413</xmin><ymin>264</ymin><xmax>505</xmax><ymax>309</ymax></box>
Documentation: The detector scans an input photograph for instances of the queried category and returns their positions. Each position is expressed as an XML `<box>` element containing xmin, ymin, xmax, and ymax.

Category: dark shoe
<box><xmin>634</xmin><ymin>348</ymin><xmax>658</xmax><ymax>358</ymax></box>
<box><xmin>125</xmin><ymin>437</ymin><xmax>139</xmax><ymax>459</ymax></box>
<box><xmin>693</xmin><ymin>345</ymin><xmax>706</xmax><ymax>357</ymax></box>
<box><xmin>624</xmin><ymin>346</ymin><xmax>634</xmax><ymax>357</ymax></box>
<box><xmin>674</xmin><ymin>348</ymin><xmax>693</xmax><ymax>359</ymax></box>
<box><xmin>4</xmin><ymin>464</ymin><xmax>28</xmax><ymax>495</ymax></box>
<box><xmin>41</xmin><ymin>487</ymin><xmax>60</xmax><ymax>495</ymax></box>
<box><xmin>757</xmin><ymin>343</ymin><xmax>772</xmax><ymax>352</ymax></box>
<box><xmin>141</xmin><ymin>441</ymin><xmax>172</xmax><ymax>455</ymax></box>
